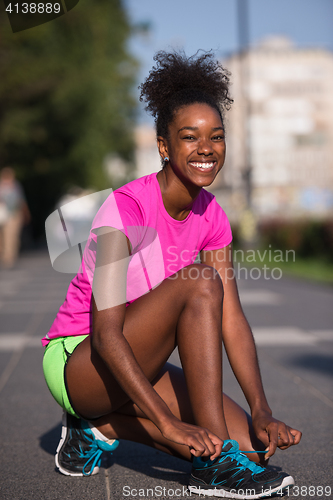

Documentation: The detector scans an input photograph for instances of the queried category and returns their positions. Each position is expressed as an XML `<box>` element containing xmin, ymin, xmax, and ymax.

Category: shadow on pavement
<box><xmin>39</xmin><ymin>422</ymin><xmax>62</xmax><ymax>455</ymax></box>
<box><xmin>39</xmin><ymin>425</ymin><xmax>190</xmax><ymax>483</ymax></box>
<box><xmin>39</xmin><ymin>424</ymin><xmax>284</xmax><ymax>485</ymax></box>
<box><xmin>288</xmin><ymin>353</ymin><xmax>333</xmax><ymax>377</ymax></box>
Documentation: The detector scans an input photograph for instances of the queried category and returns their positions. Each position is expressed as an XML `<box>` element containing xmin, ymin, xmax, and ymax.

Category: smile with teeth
<box><xmin>190</xmin><ymin>162</ymin><xmax>215</xmax><ymax>170</ymax></box>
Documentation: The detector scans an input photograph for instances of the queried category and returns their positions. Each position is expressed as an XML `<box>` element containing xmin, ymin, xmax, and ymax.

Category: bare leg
<box><xmin>92</xmin><ymin>363</ymin><xmax>267</xmax><ymax>464</ymax></box>
<box><xmin>65</xmin><ymin>265</ymin><xmax>264</xmax><ymax>461</ymax></box>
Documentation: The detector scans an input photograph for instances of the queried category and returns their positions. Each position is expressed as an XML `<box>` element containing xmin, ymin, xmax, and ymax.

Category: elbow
<box><xmin>91</xmin><ymin>330</ymin><xmax>104</xmax><ymax>354</ymax></box>
<box><xmin>91</xmin><ymin>323</ymin><xmax>123</xmax><ymax>355</ymax></box>
<box><xmin>90</xmin><ymin>324</ymin><xmax>113</xmax><ymax>355</ymax></box>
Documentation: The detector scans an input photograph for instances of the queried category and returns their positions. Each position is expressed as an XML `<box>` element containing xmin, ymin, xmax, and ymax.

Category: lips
<box><xmin>189</xmin><ymin>161</ymin><xmax>216</xmax><ymax>171</ymax></box>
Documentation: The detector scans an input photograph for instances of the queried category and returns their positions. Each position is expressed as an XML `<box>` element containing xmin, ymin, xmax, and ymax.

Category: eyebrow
<box><xmin>178</xmin><ymin>126</ymin><xmax>224</xmax><ymax>133</ymax></box>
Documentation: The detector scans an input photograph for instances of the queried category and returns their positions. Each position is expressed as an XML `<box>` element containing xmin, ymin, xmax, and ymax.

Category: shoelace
<box><xmin>217</xmin><ymin>449</ymin><xmax>266</xmax><ymax>475</ymax></box>
<box><xmin>81</xmin><ymin>446</ymin><xmax>103</xmax><ymax>476</ymax></box>
<box><xmin>76</xmin><ymin>431</ymin><xmax>104</xmax><ymax>476</ymax></box>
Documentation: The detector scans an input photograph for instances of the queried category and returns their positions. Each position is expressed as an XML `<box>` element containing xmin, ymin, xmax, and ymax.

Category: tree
<box><xmin>0</xmin><ymin>0</ymin><xmax>138</xmax><ymax>240</ymax></box>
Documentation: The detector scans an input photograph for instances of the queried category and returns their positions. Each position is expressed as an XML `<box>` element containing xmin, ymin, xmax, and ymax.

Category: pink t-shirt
<box><xmin>42</xmin><ymin>173</ymin><xmax>232</xmax><ymax>346</ymax></box>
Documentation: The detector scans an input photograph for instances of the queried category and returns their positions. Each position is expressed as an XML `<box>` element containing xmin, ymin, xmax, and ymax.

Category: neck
<box><xmin>156</xmin><ymin>166</ymin><xmax>202</xmax><ymax>221</ymax></box>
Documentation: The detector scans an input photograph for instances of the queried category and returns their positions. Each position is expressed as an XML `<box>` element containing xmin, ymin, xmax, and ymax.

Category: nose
<box><xmin>197</xmin><ymin>138</ymin><xmax>213</xmax><ymax>156</ymax></box>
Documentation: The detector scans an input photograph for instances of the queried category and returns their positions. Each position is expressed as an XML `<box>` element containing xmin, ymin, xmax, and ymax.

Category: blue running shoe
<box><xmin>55</xmin><ymin>412</ymin><xmax>119</xmax><ymax>476</ymax></box>
<box><xmin>188</xmin><ymin>440</ymin><xmax>294</xmax><ymax>499</ymax></box>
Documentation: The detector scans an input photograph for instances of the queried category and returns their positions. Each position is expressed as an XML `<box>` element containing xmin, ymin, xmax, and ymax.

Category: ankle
<box><xmin>88</xmin><ymin>423</ymin><xmax>117</xmax><ymax>444</ymax></box>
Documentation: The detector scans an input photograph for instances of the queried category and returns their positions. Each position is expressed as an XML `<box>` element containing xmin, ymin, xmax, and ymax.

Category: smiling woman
<box><xmin>42</xmin><ymin>50</ymin><xmax>301</xmax><ymax>498</ymax></box>
<box><xmin>157</xmin><ymin>103</ymin><xmax>226</xmax><ymax>194</ymax></box>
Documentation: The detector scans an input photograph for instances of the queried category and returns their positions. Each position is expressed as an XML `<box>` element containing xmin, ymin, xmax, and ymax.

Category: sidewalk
<box><xmin>0</xmin><ymin>251</ymin><xmax>332</xmax><ymax>500</ymax></box>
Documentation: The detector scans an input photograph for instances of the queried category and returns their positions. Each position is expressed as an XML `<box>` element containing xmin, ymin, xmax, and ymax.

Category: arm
<box><xmin>91</xmin><ymin>227</ymin><xmax>223</xmax><ymax>458</ymax></box>
<box><xmin>201</xmin><ymin>244</ymin><xmax>301</xmax><ymax>458</ymax></box>
<box><xmin>21</xmin><ymin>200</ymin><xmax>31</xmax><ymax>225</ymax></box>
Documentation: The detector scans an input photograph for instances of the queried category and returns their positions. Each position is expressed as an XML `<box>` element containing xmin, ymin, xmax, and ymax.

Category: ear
<box><xmin>157</xmin><ymin>136</ymin><xmax>169</xmax><ymax>162</ymax></box>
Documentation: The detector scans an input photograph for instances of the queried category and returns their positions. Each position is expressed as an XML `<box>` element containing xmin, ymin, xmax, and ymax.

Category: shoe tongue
<box><xmin>222</xmin><ymin>439</ymin><xmax>239</xmax><ymax>453</ymax></box>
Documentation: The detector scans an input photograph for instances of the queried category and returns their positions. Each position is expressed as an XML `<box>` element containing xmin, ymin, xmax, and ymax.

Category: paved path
<box><xmin>0</xmin><ymin>251</ymin><xmax>332</xmax><ymax>500</ymax></box>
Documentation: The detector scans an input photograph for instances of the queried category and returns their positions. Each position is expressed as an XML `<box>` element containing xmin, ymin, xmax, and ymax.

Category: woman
<box><xmin>42</xmin><ymin>52</ymin><xmax>301</xmax><ymax>498</ymax></box>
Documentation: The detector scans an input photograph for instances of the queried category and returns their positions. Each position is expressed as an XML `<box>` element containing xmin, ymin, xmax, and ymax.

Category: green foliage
<box><xmin>231</xmin><ymin>219</ymin><xmax>333</xmax><ymax>284</ymax></box>
<box><xmin>258</xmin><ymin>219</ymin><xmax>333</xmax><ymax>263</ymax></box>
<box><xmin>0</xmin><ymin>0</ymin><xmax>138</xmax><ymax>239</ymax></box>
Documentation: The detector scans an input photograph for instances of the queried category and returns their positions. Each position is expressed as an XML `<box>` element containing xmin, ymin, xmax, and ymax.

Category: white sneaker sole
<box><xmin>188</xmin><ymin>475</ymin><xmax>295</xmax><ymax>499</ymax></box>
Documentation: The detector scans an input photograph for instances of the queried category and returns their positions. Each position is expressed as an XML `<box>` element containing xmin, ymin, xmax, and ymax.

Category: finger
<box><xmin>276</xmin><ymin>427</ymin><xmax>293</xmax><ymax>449</ymax></box>
<box><xmin>278</xmin><ymin>426</ymin><xmax>302</xmax><ymax>450</ymax></box>
<box><xmin>276</xmin><ymin>435</ymin><xmax>293</xmax><ymax>450</ymax></box>
<box><xmin>208</xmin><ymin>434</ymin><xmax>224</xmax><ymax>460</ymax></box>
<box><xmin>189</xmin><ymin>442</ymin><xmax>206</xmax><ymax>457</ymax></box>
<box><xmin>266</xmin><ymin>439</ymin><xmax>278</xmax><ymax>460</ymax></box>
<box><xmin>187</xmin><ymin>432</ymin><xmax>213</xmax><ymax>457</ymax></box>
<box><xmin>257</xmin><ymin>431</ymin><xmax>271</xmax><ymax>459</ymax></box>
<box><xmin>185</xmin><ymin>432</ymin><xmax>207</xmax><ymax>457</ymax></box>
<box><xmin>188</xmin><ymin>429</ymin><xmax>222</xmax><ymax>459</ymax></box>
<box><xmin>290</xmin><ymin>428</ymin><xmax>302</xmax><ymax>445</ymax></box>
<box><xmin>265</xmin><ymin>425</ymin><xmax>279</xmax><ymax>459</ymax></box>
<box><xmin>198</xmin><ymin>430</ymin><xmax>218</xmax><ymax>457</ymax></box>
<box><xmin>190</xmin><ymin>448</ymin><xmax>202</xmax><ymax>457</ymax></box>
<box><xmin>256</xmin><ymin>429</ymin><xmax>269</xmax><ymax>448</ymax></box>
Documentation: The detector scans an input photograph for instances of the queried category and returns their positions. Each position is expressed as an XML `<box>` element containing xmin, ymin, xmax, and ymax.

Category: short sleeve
<box><xmin>202</xmin><ymin>198</ymin><xmax>232</xmax><ymax>251</ymax></box>
<box><xmin>91</xmin><ymin>191</ymin><xmax>145</xmax><ymax>251</ymax></box>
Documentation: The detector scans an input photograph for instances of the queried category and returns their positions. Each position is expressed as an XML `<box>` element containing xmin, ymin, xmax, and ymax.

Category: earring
<box><xmin>164</xmin><ymin>156</ymin><xmax>169</xmax><ymax>162</ymax></box>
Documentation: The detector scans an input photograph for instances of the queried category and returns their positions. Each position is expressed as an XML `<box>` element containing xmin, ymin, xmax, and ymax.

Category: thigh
<box><xmin>65</xmin><ymin>265</ymin><xmax>220</xmax><ymax>419</ymax></box>
<box><xmin>43</xmin><ymin>335</ymin><xmax>88</xmax><ymax>418</ymax></box>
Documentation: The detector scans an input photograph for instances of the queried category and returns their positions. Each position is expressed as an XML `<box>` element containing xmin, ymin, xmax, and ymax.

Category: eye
<box><xmin>183</xmin><ymin>135</ymin><xmax>196</xmax><ymax>141</ymax></box>
<box><xmin>212</xmin><ymin>134</ymin><xmax>225</xmax><ymax>141</ymax></box>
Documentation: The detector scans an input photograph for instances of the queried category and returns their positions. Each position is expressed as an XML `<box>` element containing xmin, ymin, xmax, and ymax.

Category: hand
<box><xmin>252</xmin><ymin>411</ymin><xmax>302</xmax><ymax>460</ymax></box>
<box><xmin>160</xmin><ymin>416</ymin><xmax>224</xmax><ymax>460</ymax></box>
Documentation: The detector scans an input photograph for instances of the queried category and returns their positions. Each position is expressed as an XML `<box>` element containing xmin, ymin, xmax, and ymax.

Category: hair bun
<box><xmin>139</xmin><ymin>50</ymin><xmax>232</xmax><ymax>119</ymax></box>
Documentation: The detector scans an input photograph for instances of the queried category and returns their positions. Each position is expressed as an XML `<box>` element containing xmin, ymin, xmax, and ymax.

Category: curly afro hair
<box><xmin>139</xmin><ymin>50</ymin><xmax>233</xmax><ymax>138</ymax></box>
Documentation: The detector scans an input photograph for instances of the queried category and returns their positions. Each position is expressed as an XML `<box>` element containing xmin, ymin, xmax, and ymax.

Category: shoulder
<box><xmin>115</xmin><ymin>173</ymin><xmax>156</xmax><ymax>199</ymax></box>
<box><xmin>114</xmin><ymin>173</ymin><xmax>157</xmax><ymax>219</ymax></box>
<box><xmin>197</xmin><ymin>190</ymin><xmax>232</xmax><ymax>250</ymax></box>
<box><xmin>197</xmin><ymin>189</ymin><xmax>228</xmax><ymax>220</ymax></box>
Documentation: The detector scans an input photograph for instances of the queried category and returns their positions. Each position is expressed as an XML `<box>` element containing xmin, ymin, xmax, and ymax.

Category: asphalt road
<box><xmin>0</xmin><ymin>251</ymin><xmax>332</xmax><ymax>500</ymax></box>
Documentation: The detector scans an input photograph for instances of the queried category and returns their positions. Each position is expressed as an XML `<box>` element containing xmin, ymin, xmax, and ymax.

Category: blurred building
<box><xmin>134</xmin><ymin>125</ymin><xmax>161</xmax><ymax>178</ymax></box>
<box><xmin>211</xmin><ymin>36</ymin><xmax>333</xmax><ymax>222</ymax></box>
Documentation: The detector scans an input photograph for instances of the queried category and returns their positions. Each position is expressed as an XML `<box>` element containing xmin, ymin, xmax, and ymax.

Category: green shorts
<box><xmin>43</xmin><ymin>335</ymin><xmax>89</xmax><ymax>418</ymax></box>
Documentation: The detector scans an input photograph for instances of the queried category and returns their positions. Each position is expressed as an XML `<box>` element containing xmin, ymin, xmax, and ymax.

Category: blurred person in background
<box><xmin>0</xmin><ymin>167</ymin><xmax>30</xmax><ymax>268</ymax></box>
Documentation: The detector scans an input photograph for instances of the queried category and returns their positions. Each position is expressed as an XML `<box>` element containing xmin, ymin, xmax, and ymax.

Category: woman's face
<box><xmin>158</xmin><ymin>102</ymin><xmax>226</xmax><ymax>189</ymax></box>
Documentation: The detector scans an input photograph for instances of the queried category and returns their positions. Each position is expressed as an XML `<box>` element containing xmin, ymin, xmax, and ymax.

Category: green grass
<box><xmin>274</xmin><ymin>258</ymin><xmax>333</xmax><ymax>284</ymax></box>
<box><xmin>233</xmin><ymin>249</ymin><xmax>333</xmax><ymax>285</ymax></box>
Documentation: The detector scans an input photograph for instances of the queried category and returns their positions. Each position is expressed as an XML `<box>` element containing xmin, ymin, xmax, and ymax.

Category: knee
<box><xmin>183</xmin><ymin>264</ymin><xmax>224</xmax><ymax>302</ymax></box>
